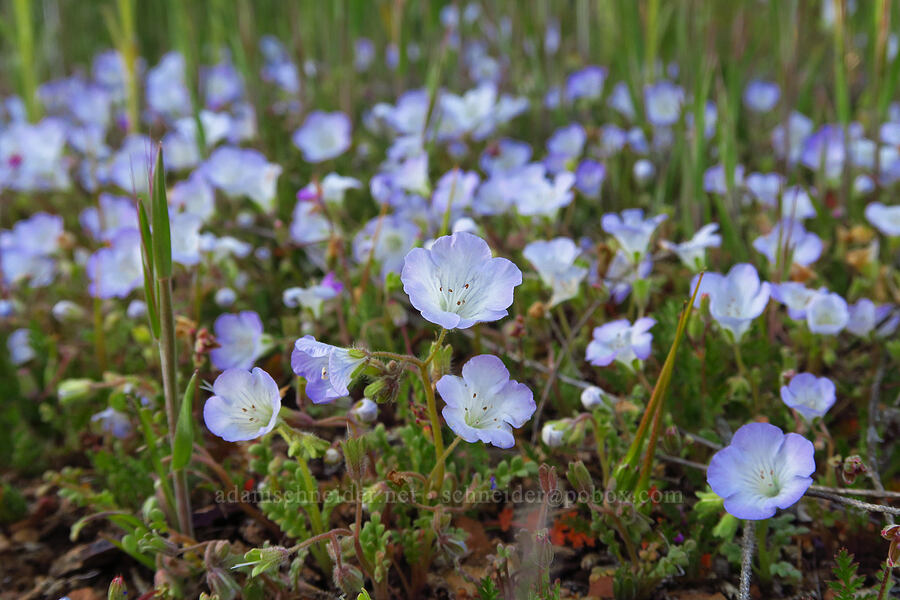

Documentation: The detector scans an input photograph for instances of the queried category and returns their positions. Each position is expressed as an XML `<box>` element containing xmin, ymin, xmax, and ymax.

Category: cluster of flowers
<box><xmin>3</xmin><ymin>4</ymin><xmax>900</xmax><ymax>524</ymax></box>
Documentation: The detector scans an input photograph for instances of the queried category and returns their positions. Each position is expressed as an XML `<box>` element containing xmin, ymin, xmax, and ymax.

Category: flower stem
<box><xmin>755</xmin><ymin>518</ymin><xmax>772</xmax><ymax>586</ymax></box>
<box><xmin>428</xmin><ymin>435</ymin><xmax>461</xmax><ymax>490</ymax></box>
<box><xmin>158</xmin><ymin>278</ymin><xmax>193</xmax><ymax>538</ymax></box>
<box><xmin>93</xmin><ymin>297</ymin><xmax>107</xmax><ymax>374</ymax></box>
<box><xmin>421</xmin><ymin>360</ymin><xmax>445</xmax><ymax>498</ymax></box>
<box><xmin>739</xmin><ymin>520</ymin><xmax>756</xmax><ymax>600</ymax></box>
<box><xmin>424</xmin><ymin>328</ymin><xmax>447</xmax><ymax>367</ymax></box>
<box><xmin>733</xmin><ymin>343</ymin><xmax>760</xmax><ymax>411</ymax></box>
<box><xmin>295</xmin><ymin>452</ymin><xmax>333</xmax><ymax>573</ymax></box>
<box><xmin>876</xmin><ymin>561</ymin><xmax>892</xmax><ymax>600</ymax></box>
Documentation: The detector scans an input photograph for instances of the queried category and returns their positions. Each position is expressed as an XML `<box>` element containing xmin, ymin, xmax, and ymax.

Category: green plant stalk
<box><xmin>619</xmin><ymin>274</ymin><xmax>703</xmax><ymax>492</ymax></box>
<box><xmin>422</xmin><ymin>361</ymin><xmax>445</xmax><ymax>497</ymax></box>
<box><xmin>733</xmin><ymin>343</ymin><xmax>760</xmax><ymax>411</ymax></box>
<box><xmin>137</xmin><ymin>406</ymin><xmax>177</xmax><ymax>526</ymax></box>
<box><xmin>116</xmin><ymin>0</ymin><xmax>139</xmax><ymax>133</ymax></box>
<box><xmin>13</xmin><ymin>0</ymin><xmax>39</xmax><ymax>121</ymax></box>
<box><xmin>644</xmin><ymin>0</ymin><xmax>659</xmax><ymax>81</ymax></box>
<box><xmin>295</xmin><ymin>452</ymin><xmax>333</xmax><ymax>573</ymax></box>
<box><xmin>93</xmin><ymin>297</ymin><xmax>107</xmax><ymax>374</ymax></box>
<box><xmin>754</xmin><ymin>518</ymin><xmax>772</xmax><ymax>586</ymax></box>
<box><xmin>158</xmin><ymin>278</ymin><xmax>194</xmax><ymax>538</ymax></box>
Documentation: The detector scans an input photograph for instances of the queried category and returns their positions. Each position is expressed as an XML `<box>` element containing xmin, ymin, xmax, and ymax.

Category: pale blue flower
<box><xmin>660</xmin><ymin>223</ymin><xmax>721</xmax><ymax>270</ymax></box>
<box><xmin>771</xmin><ymin>282</ymin><xmax>819</xmax><ymax>320</ymax></box>
<box><xmin>479</xmin><ymin>138</ymin><xmax>532</xmax><ymax>175</ymax></box>
<box><xmin>772</xmin><ymin>111</ymin><xmax>813</xmax><ymax>164</ymax></box>
<box><xmin>400</xmin><ymin>232</ymin><xmax>521</xmax><ymax>330</ymax></box>
<box><xmin>846</xmin><ymin>298</ymin><xmax>876</xmax><ymax>336</ymax></box>
<box><xmin>601</xmin><ymin>208</ymin><xmax>667</xmax><ymax>258</ymax></box>
<box><xmin>437</xmin><ymin>354</ymin><xmax>534</xmax><ymax>448</ymax></box>
<box><xmin>805</xmin><ymin>291</ymin><xmax>849</xmax><ymax>335</ymax></box>
<box><xmin>865</xmin><ymin>202</ymin><xmax>900</xmax><ymax>236</ymax></box>
<box><xmin>203</xmin><ymin>367</ymin><xmax>281</xmax><ymax>442</ymax></box>
<box><xmin>752</xmin><ymin>219</ymin><xmax>823</xmax><ymax>267</ymax></box>
<box><xmin>707</xmin><ymin>422</ymin><xmax>814</xmax><ymax>520</ymax></box>
<box><xmin>586</xmin><ymin>318</ymin><xmax>655</xmax><ymax>368</ymax></box>
<box><xmin>200</xmin><ymin>146</ymin><xmax>282</xmax><ymax>212</ymax></box>
<box><xmin>292</xmin><ymin>111</ymin><xmax>352</xmax><ymax>162</ymax></box>
<box><xmin>87</xmin><ymin>228</ymin><xmax>144</xmax><ymax>299</ymax></box>
<box><xmin>210</xmin><ymin>311</ymin><xmax>264</xmax><ymax>371</ymax></box>
<box><xmin>80</xmin><ymin>194</ymin><xmax>137</xmax><ymax>240</ymax></box>
<box><xmin>7</xmin><ymin>328</ymin><xmax>36</xmax><ymax>365</ymax></box>
<box><xmin>745</xmin><ymin>172</ymin><xmax>784</xmax><ymax>207</ymax></box>
<box><xmin>92</xmin><ymin>407</ymin><xmax>132</xmax><ymax>438</ymax></box>
<box><xmin>565</xmin><ymin>66</ymin><xmax>607</xmax><ymax>103</ymax></box>
<box><xmin>352</xmin><ymin>215</ymin><xmax>420</xmax><ymax>280</ymax></box>
<box><xmin>350</xmin><ymin>398</ymin><xmax>378</xmax><ymax>424</ymax></box>
<box><xmin>522</xmin><ymin>237</ymin><xmax>587</xmax><ymax>307</ymax></box>
<box><xmin>145</xmin><ymin>52</ymin><xmax>191</xmax><ymax>121</ymax></box>
<box><xmin>780</xmin><ymin>373</ymin><xmax>836</xmax><ymax>421</ymax></box>
<box><xmin>691</xmin><ymin>264</ymin><xmax>770</xmax><ymax>341</ymax></box>
<box><xmin>644</xmin><ymin>80</ymin><xmax>684</xmax><ymax>127</ymax></box>
<box><xmin>743</xmin><ymin>79</ymin><xmax>780</xmax><ymax>113</ymax></box>
<box><xmin>290</xmin><ymin>336</ymin><xmax>366</xmax><ymax>404</ymax></box>
<box><xmin>575</xmin><ymin>159</ymin><xmax>606</xmax><ymax>199</ymax></box>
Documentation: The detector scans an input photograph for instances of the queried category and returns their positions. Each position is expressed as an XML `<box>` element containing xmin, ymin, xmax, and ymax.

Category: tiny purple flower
<box><xmin>523</xmin><ymin>237</ymin><xmax>587</xmax><ymax>307</ymax></box>
<box><xmin>291</xmin><ymin>336</ymin><xmax>366</xmax><ymax>404</ymax></box>
<box><xmin>601</xmin><ymin>208</ymin><xmax>668</xmax><ymax>258</ymax></box>
<box><xmin>707</xmin><ymin>422</ymin><xmax>815</xmax><ymax>520</ymax></box>
<box><xmin>203</xmin><ymin>367</ymin><xmax>281</xmax><ymax>442</ymax></box>
<box><xmin>780</xmin><ymin>373</ymin><xmax>836</xmax><ymax>421</ymax></box>
<box><xmin>87</xmin><ymin>228</ymin><xmax>144</xmax><ymax>299</ymax></box>
<box><xmin>401</xmin><ymin>232</ymin><xmax>522</xmax><ymax>330</ymax></box>
<box><xmin>644</xmin><ymin>80</ymin><xmax>684</xmax><ymax>127</ymax></box>
<box><xmin>437</xmin><ymin>354</ymin><xmax>535</xmax><ymax>449</ymax></box>
<box><xmin>92</xmin><ymin>407</ymin><xmax>132</xmax><ymax>438</ymax></box>
<box><xmin>565</xmin><ymin>66</ymin><xmax>607</xmax><ymax>103</ymax></box>
<box><xmin>210</xmin><ymin>311</ymin><xmax>264</xmax><ymax>371</ymax></box>
<box><xmin>660</xmin><ymin>223</ymin><xmax>721</xmax><ymax>270</ymax></box>
<box><xmin>586</xmin><ymin>318</ymin><xmax>656</xmax><ymax>368</ymax></box>
<box><xmin>864</xmin><ymin>202</ymin><xmax>900</xmax><ymax>236</ymax></box>
<box><xmin>753</xmin><ymin>219</ymin><xmax>823</xmax><ymax>267</ymax></box>
<box><xmin>805</xmin><ymin>291</ymin><xmax>849</xmax><ymax>335</ymax></box>
<box><xmin>575</xmin><ymin>159</ymin><xmax>606</xmax><ymax>200</ymax></box>
<box><xmin>743</xmin><ymin>79</ymin><xmax>780</xmax><ymax>113</ymax></box>
<box><xmin>292</xmin><ymin>111</ymin><xmax>352</xmax><ymax>163</ymax></box>
<box><xmin>691</xmin><ymin>264</ymin><xmax>770</xmax><ymax>341</ymax></box>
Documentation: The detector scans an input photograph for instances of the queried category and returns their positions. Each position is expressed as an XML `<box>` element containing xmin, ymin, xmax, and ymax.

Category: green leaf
<box><xmin>151</xmin><ymin>146</ymin><xmax>172</xmax><ymax>279</ymax></box>
<box><xmin>136</xmin><ymin>197</ymin><xmax>160</xmax><ymax>338</ymax></box>
<box><xmin>712</xmin><ymin>513</ymin><xmax>738</xmax><ymax>540</ymax></box>
<box><xmin>172</xmin><ymin>371</ymin><xmax>197</xmax><ymax>471</ymax></box>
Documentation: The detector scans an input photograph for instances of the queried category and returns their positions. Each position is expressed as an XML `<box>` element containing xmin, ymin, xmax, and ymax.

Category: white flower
<box><xmin>522</xmin><ymin>238</ymin><xmax>587</xmax><ymax>307</ymax></box>
<box><xmin>203</xmin><ymin>368</ymin><xmax>281</xmax><ymax>442</ymax></box>
<box><xmin>660</xmin><ymin>223</ymin><xmax>721</xmax><ymax>270</ymax></box>
<box><xmin>805</xmin><ymin>291</ymin><xmax>849</xmax><ymax>335</ymax></box>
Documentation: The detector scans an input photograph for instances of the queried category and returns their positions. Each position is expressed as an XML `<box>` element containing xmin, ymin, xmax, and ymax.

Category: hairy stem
<box><xmin>739</xmin><ymin>520</ymin><xmax>756</xmax><ymax>600</ymax></box>
<box><xmin>158</xmin><ymin>278</ymin><xmax>193</xmax><ymax>538</ymax></box>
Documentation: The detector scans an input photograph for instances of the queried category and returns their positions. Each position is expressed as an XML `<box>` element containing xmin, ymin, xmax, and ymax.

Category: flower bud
<box><xmin>841</xmin><ymin>455</ymin><xmax>867</xmax><ymax>485</ymax></box>
<box><xmin>538</xmin><ymin>463</ymin><xmax>558</xmax><ymax>495</ymax></box>
<box><xmin>350</xmin><ymin>398</ymin><xmax>378</xmax><ymax>424</ymax></box>
<box><xmin>58</xmin><ymin>378</ymin><xmax>95</xmax><ymax>403</ymax></box>
<box><xmin>52</xmin><ymin>300</ymin><xmax>86</xmax><ymax>322</ymax></box>
<box><xmin>206</xmin><ymin>568</ymin><xmax>241</xmax><ymax>600</ymax></box>
<box><xmin>107</xmin><ymin>575</ymin><xmax>127</xmax><ymax>600</ymax></box>
<box><xmin>324</xmin><ymin>447</ymin><xmax>342</xmax><ymax>466</ymax></box>
<box><xmin>581</xmin><ymin>385</ymin><xmax>611</xmax><ymax>410</ymax></box>
<box><xmin>566</xmin><ymin>460</ymin><xmax>594</xmax><ymax>497</ymax></box>
<box><xmin>333</xmin><ymin>563</ymin><xmax>365</xmax><ymax>596</ymax></box>
<box><xmin>541</xmin><ymin>419</ymin><xmax>571</xmax><ymax>448</ymax></box>
<box><xmin>342</xmin><ymin>437</ymin><xmax>368</xmax><ymax>481</ymax></box>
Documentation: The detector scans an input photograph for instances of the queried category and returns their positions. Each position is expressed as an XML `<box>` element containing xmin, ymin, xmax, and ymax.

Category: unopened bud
<box><xmin>841</xmin><ymin>455</ymin><xmax>867</xmax><ymax>485</ymax></box>
<box><xmin>566</xmin><ymin>460</ymin><xmax>594</xmax><ymax>497</ymax></box>
<box><xmin>58</xmin><ymin>378</ymin><xmax>95</xmax><ymax>403</ymax></box>
<box><xmin>107</xmin><ymin>575</ymin><xmax>127</xmax><ymax>600</ymax></box>
<box><xmin>538</xmin><ymin>464</ymin><xmax>558</xmax><ymax>494</ymax></box>
<box><xmin>342</xmin><ymin>437</ymin><xmax>367</xmax><ymax>481</ymax></box>
<box><xmin>541</xmin><ymin>419</ymin><xmax>571</xmax><ymax>448</ymax></box>
<box><xmin>333</xmin><ymin>563</ymin><xmax>365</xmax><ymax>596</ymax></box>
<box><xmin>350</xmin><ymin>398</ymin><xmax>378</xmax><ymax>424</ymax></box>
